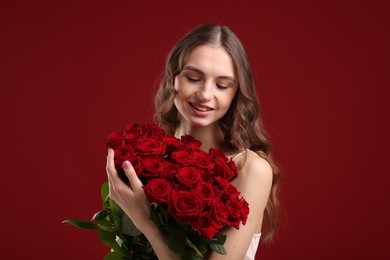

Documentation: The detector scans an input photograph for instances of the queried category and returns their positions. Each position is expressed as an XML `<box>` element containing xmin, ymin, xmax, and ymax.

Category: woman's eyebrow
<box><xmin>182</xmin><ymin>65</ymin><xmax>235</xmax><ymax>82</ymax></box>
<box><xmin>182</xmin><ymin>66</ymin><xmax>204</xmax><ymax>75</ymax></box>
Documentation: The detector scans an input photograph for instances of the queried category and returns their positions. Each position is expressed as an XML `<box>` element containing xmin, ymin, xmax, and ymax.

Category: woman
<box><xmin>106</xmin><ymin>24</ymin><xmax>280</xmax><ymax>259</ymax></box>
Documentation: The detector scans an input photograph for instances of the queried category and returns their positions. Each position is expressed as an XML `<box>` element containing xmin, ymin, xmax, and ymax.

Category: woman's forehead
<box><xmin>182</xmin><ymin>45</ymin><xmax>236</xmax><ymax>79</ymax></box>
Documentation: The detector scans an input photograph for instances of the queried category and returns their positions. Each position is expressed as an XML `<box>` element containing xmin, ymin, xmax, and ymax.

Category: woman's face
<box><xmin>174</xmin><ymin>44</ymin><xmax>238</xmax><ymax>129</ymax></box>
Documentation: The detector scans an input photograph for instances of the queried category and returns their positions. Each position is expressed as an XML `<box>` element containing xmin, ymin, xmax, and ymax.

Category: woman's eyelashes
<box><xmin>216</xmin><ymin>84</ymin><xmax>229</xmax><ymax>90</ymax></box>
<box><xmin>185</xmin><ymin>76</ymin><xmax>230</xmax><ymax>90</ymax></box>
<box><xmin>186</xmin><ymin>76</ymin><xmax>201</xmax><ymax>83</ymax></box>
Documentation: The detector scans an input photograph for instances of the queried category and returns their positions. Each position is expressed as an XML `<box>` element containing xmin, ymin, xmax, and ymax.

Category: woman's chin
<box><xmin>189</xmin><ymin>119</ymin><xmax>219</xmax><ymax>129</ymax></box>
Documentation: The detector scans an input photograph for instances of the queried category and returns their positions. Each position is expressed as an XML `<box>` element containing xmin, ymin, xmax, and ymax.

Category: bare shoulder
<box><xmin>231</xmin><ymin>150</ymin><xmax>273</xmax><ymax>203</ymax></box>
<box><xmin>235</xmin><ymin>150</ymin><xmax>273</xmax><ymax>183</ymax></box>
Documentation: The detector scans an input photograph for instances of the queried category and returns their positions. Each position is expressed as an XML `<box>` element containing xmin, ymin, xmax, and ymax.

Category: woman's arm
<box><xmin>208</xmin><ymin>151</ymin><xmax>273</xmax><ymax>259</ymax></box>
<box><xmin>106</xmin><ymin>148</ymin><xmax>180</xmax><ymax>260</ymax></box>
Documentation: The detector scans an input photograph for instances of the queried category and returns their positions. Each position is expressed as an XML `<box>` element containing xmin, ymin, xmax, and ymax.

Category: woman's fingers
<box><xmin>122</xmin><ymin>161</ymin><xmax>143</xmax><ymax>191</ymax></box>
<box><xmin>107</xmin><ymin>174</ymin><xmax>116</xmax><ymax>199</ymax></box>
<box><xmin>106</xmin><ymin>148</ymin><xmax>128</xmax><ymax>193</ymax></box>
<box><xmin>107</xmin><ymin>148</ymin><xmax>141</xmax><ymax>192</ymax></box>
<box><xmin>106</xmin><ymin>148</ymin><xmax>115</xmax><ymax>175</ymax></box>
<box><xmin>106</xmin><ymin>148</ymin><xmax>121</xmax><ymax>185</ymax></box>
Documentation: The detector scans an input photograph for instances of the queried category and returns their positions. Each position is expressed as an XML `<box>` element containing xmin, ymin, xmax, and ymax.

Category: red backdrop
<box><xmin>1</xmin><ymin>0</ymin><xmax>389</xmax><ymax>259</ymax></box>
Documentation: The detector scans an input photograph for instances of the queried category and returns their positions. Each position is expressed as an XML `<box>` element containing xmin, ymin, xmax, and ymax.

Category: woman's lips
<box><xmin>189</xmin><ymin>102</ymin><xmax>213</xmax><ymax>112</ymax></box>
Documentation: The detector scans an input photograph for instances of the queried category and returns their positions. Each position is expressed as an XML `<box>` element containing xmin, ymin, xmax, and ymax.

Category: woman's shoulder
<box><xmin>228</xmin><ymin>149</ymin><xmax>272</xmax><ymax>200</ymax></box>
<box><xmin>233</xmin><ymin>149</ymin><xmax>273</xmax><ymax>180</ymax></box>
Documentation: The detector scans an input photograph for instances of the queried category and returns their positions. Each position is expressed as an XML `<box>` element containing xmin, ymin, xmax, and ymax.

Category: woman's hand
<box><xmin>106</xmin><ymin>148</ymin><xmax>151</xmax><ymax>229</ymax></box>
<box><xmin>106</xmin><ymin>148</ymin><xmax>180</xmax><ymax>259</ymax></box>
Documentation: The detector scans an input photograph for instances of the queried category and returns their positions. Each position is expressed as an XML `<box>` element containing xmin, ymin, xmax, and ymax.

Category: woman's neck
<box><xmin>174</xmin><ymin>122</ymin><xmax>232</xmax><ymax>153</ymax></box>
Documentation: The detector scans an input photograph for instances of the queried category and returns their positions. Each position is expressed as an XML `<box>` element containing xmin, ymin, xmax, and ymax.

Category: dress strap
<box><xmin>231</xmin><ymin>149</ymin><xmax>250</xmax><ymax>161</ymax></box>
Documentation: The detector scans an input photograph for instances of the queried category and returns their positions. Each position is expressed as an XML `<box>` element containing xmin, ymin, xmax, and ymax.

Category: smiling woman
<box><xmin>106</xmin><ymin>24</ymin><xmax>281</xmax><ymax>260</ymax></box>
<box><xmin>174</xmin><ymin>45</ymin><xmax>238</xmax><ymax>131</ymax></box>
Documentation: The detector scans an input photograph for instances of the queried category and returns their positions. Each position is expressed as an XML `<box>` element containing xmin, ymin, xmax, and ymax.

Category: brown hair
<box><xmin>154</xmin><ymin>24</ymin><xmax>281</xmax><ymax>242</ymax></box>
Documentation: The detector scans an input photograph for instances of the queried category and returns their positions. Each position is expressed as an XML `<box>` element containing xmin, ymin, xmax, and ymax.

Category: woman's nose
<box><xmin>196</xmin><ymin>82</ymin><xmax>214</xmax><ymax>102</ymax></box>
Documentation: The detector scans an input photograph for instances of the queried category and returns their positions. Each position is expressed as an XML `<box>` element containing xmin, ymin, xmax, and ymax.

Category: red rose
<box><xmin>124</xmin><ymin>132</ymin><xmax>139</xmax><ymax>145</ymax></box>
<box><xmin>193</xmin><ymin>150</ymin><xmax>214</xmax><ymax>170</ymax></box>
<box><xmin>225</xmin><ymin>199</ymin><xmax>247</xmax><ymax>229</ymax></box>
<box><xmin>173</xmin><ymin>183</ymin><xmax>192</xmax><ymax>192</ymax></box>
<box><xmin>214</xmin><ymin>157</ymin><xmax>237</xmax><ymax>181</ymax></box>
<box><xmin>227</xmin><ymin>159</ymin><xmax>238</xmax><ymax>175</ymax></box>
<box><xmin>180</xmin><ymin>134</ymin><xmax>202</xmax><ymax>149</ymax></box>
<box><xmin>168</xmin><ymin>191</ymin><xmax>201</xmax><ymax>223</ymax></box>
<box><xmin>128</xmin><ymin>156</ymin><xmax>143</xmax><ymax>176</ymax></box>
<box><xmin>171</xmin><ymin>150</ymin><xmax>194</xmax><ymax>165</ymax></box>
<box><xmin>161</xmin><ymin>162</ymin><xmax>179</xmax><ymax>180</ymax></box>
<box><xmin>239</xmin><ymin>198</ymin><xmax>249</xmax><ymax>224</ymax></box>
<box><xmin>137</xmin><ymin>138</ymin><xmax>166</xmax><ymax>157</ymax></box>
<box><xmin>195</xmin><ymin>182</ymin><xmax>214</xmax><ymax>204</ymax></box>
<box><xmin>125</xmin><ymin>123</ymin><xmax>139</xmax><ymax>133</ymax></box>
<box><xmin>141</xmin><ymin>158</ymin><xmax>164</xmax><ymax>179</ymax></box>
<box><xmin>223</xmin><ymin>184</ymin><xmax>240</xmax><ymax>200</ymax></box>
<box><xmin>126</xmin><ymin>136</ymin><xmax>144</xmax><ymax>151</ymax></box>
<box><xmin>211</xmin><ymin>199</ymin><xmax>228</xmax><ymax>227</ymax></box>
<box><xmin>106</xmin><ymin>130</ymin><xmax>126</xmax><ymax>149</ymax></box>
<box><xmin>114</xmin><ymin>145</ymin><xmax>135</xmax><ymax>167</ymax></box>
<box><xmin>198</xmin><ymin>169</ymin><xmax>214</xmax><ymax>183</ymax></box>
<box><xmin>216</xmin><ymin>177</ymin><xmax>240</xmax><ymax>200</ymax></box>
<box><xmin>144</xmin><ymin>178</ymin><xmax>173</xmax><ymax>204</ymax></box>
<box><xmin>209</xmin><ymin>147</ymin><xmax>228</xmax><ymax>161</ymax></box>
<box><xmin>176</xmin><ymin>167</ymin><xmax>201</xmax><ymax>187</ymax></box>
<box><xmin>140</xmin><ymin>124</ymin><xmax>166</xmax><ymax>141</ymax></box>
<box><xmin>163</xmin><ymin>135</ymin><xmax>186</xmax><ymax>152</ymax></box>
<box><xmin>193</xmin><ymin>211</ymin><xmax>220</xmax><ymax>239</ymax></box>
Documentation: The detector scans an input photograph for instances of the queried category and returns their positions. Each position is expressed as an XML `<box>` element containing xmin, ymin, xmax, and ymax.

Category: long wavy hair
<box><xmin>154</xmin><ymin>24</ymin><xmax>281</xmax><ymax>242</ymax></box>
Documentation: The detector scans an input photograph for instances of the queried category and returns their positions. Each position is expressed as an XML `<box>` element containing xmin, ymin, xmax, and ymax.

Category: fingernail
<box><xmin>108</xmin><ymin>148</ymin><xmax>113</xmax><ymax>154</ymax></box>
<box><xmin>123</xmin><ymin>161</ymin><xmax>131</xmax><ymax>169</ymax></box>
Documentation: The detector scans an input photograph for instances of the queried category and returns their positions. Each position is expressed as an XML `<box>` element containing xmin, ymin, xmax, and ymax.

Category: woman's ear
<box><xmin>173</xmin><ymin>75</ymin><xmax>179</xmax><ymax>92</ymax></box>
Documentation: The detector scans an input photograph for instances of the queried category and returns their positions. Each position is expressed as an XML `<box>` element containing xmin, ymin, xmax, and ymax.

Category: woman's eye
<box><xmin>216</xmin><ymin>84</ymin><xmax>229</xmax><ymax>90</ymax></box>
<box><xmin>186</xmin><ymin>76</ymin><xmax>200</xmax><ymax>82</ymax></box>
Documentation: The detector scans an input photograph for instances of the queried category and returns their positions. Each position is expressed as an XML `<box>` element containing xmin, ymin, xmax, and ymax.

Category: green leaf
<box><xmin>62</xmin><ymin>219</ymin><xmax>99</xmax><ymax>230</ymax></box>
<box><xmin>155</xmin><ymin>204</ymin><xmax>174</xmax><ymax>226</ymax></box>
<box><xmin>101</xmin><ymin>181</ymin><xmax>109</xmax><ymax>202</ymax></box>
<box><xmin>98</xmin><ymin>230</ymin><xmax>126</xmax><ymax>255</ymax></box>
<box><xmin>167</xmin><ymin>228</ymin><xmax>187</xmax><ymax>253</ymax></box>
<box><xmin>92</xmin><ymin>208</ymin><xmax>110</xmax><ymax>221</ymax></box>
<box><xmin>186</xmin><ymin>237</ymin><xmax>203</xmax><ymax>258</ymax></box>
<box><xmin>213</xmin><ymin>233</ymin><xmax>227</xmax><ymax>245</ymax></box>
<box><xmin>180</xmin><ymin>250</ymin><xmax>202</xmax><ymax>260</ymax></box>
<box><xmin>163</xmin><ymin>225</ymin><xmax>173</xmax><ymax>234</ymax></box>
<box><xmin>121</xmin><ymin>213</ymin><xmax>142</xmax><ymax>236</ymax></box>
<box><xmin>115</xmin><ymin>237</ymin><xmax>130</xmax><ymax>254</ymax></box>
<box><xmin>103</xmin><ymin>199</ymin><xmax>111</xmax><ymax>209</ymax></box>
<box><xmin>90</xmin><ymin>208</ymin><xmax>114</xmax><ymax>230</ymax></box>
<box><xmin>109</xmin><ymin>200</ymin><xmax>124</xmax><ymax>234</ymax></box>
<box><xmin>109</xmin><ymin>199</ymin><xmax>123</xmax><ymax>216</ymax></box>
<box><xmin>99</xmin><ymin>229</ymin><xmax>116</xmax><ymax>241</ymax></box>
<box><xmin>96</xmin><ymin>220</ymin><xmax>114</xmax><ymax>231</ymax></box>
<box><xmin>210</xmin><ymin>243</ymin><xmax>227</xmax><ymax>255</ymax></box>
<box><xmin>149</xmin><ymin>206</ymin><xmax>160</xmax><ymax>227</ymax></box>
<box><xmin>103</xmin><ymin>252</ymin><xmax>122</xmax><ymax>260</ymax></box>
<box><xmin>186</xmin><ymin>231</ymin><xmax>207</xmax><ymax>255</ymax></box>
<box><xmin>177</xmin><ymin>221</ymin><xmax>190</xmax><ymax>232</ymax></box>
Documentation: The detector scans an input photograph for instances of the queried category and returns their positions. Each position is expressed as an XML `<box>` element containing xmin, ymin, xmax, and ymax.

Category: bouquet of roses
<box><xmin>63</xmin><ymin>123</ymin><xmax>249</xmax><ymax>260</ymax></box>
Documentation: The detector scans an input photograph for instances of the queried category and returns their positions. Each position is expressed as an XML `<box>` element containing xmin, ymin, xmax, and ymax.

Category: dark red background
<box><xmin>1</xmin><ymin>0</ymin><xmax>389</xmax><ymax>259</ymax></box>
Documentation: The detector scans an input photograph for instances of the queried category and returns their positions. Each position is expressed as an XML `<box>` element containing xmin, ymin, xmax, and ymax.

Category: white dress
<box><xmin>231</xmin><ymin>150</ymin><xmax>262</xmax><ymax>260</ymax></box>
<box><xmin>244</xmin><ymin>233</ymin><xmax>261</xmax><ymax>260</ymax></box>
